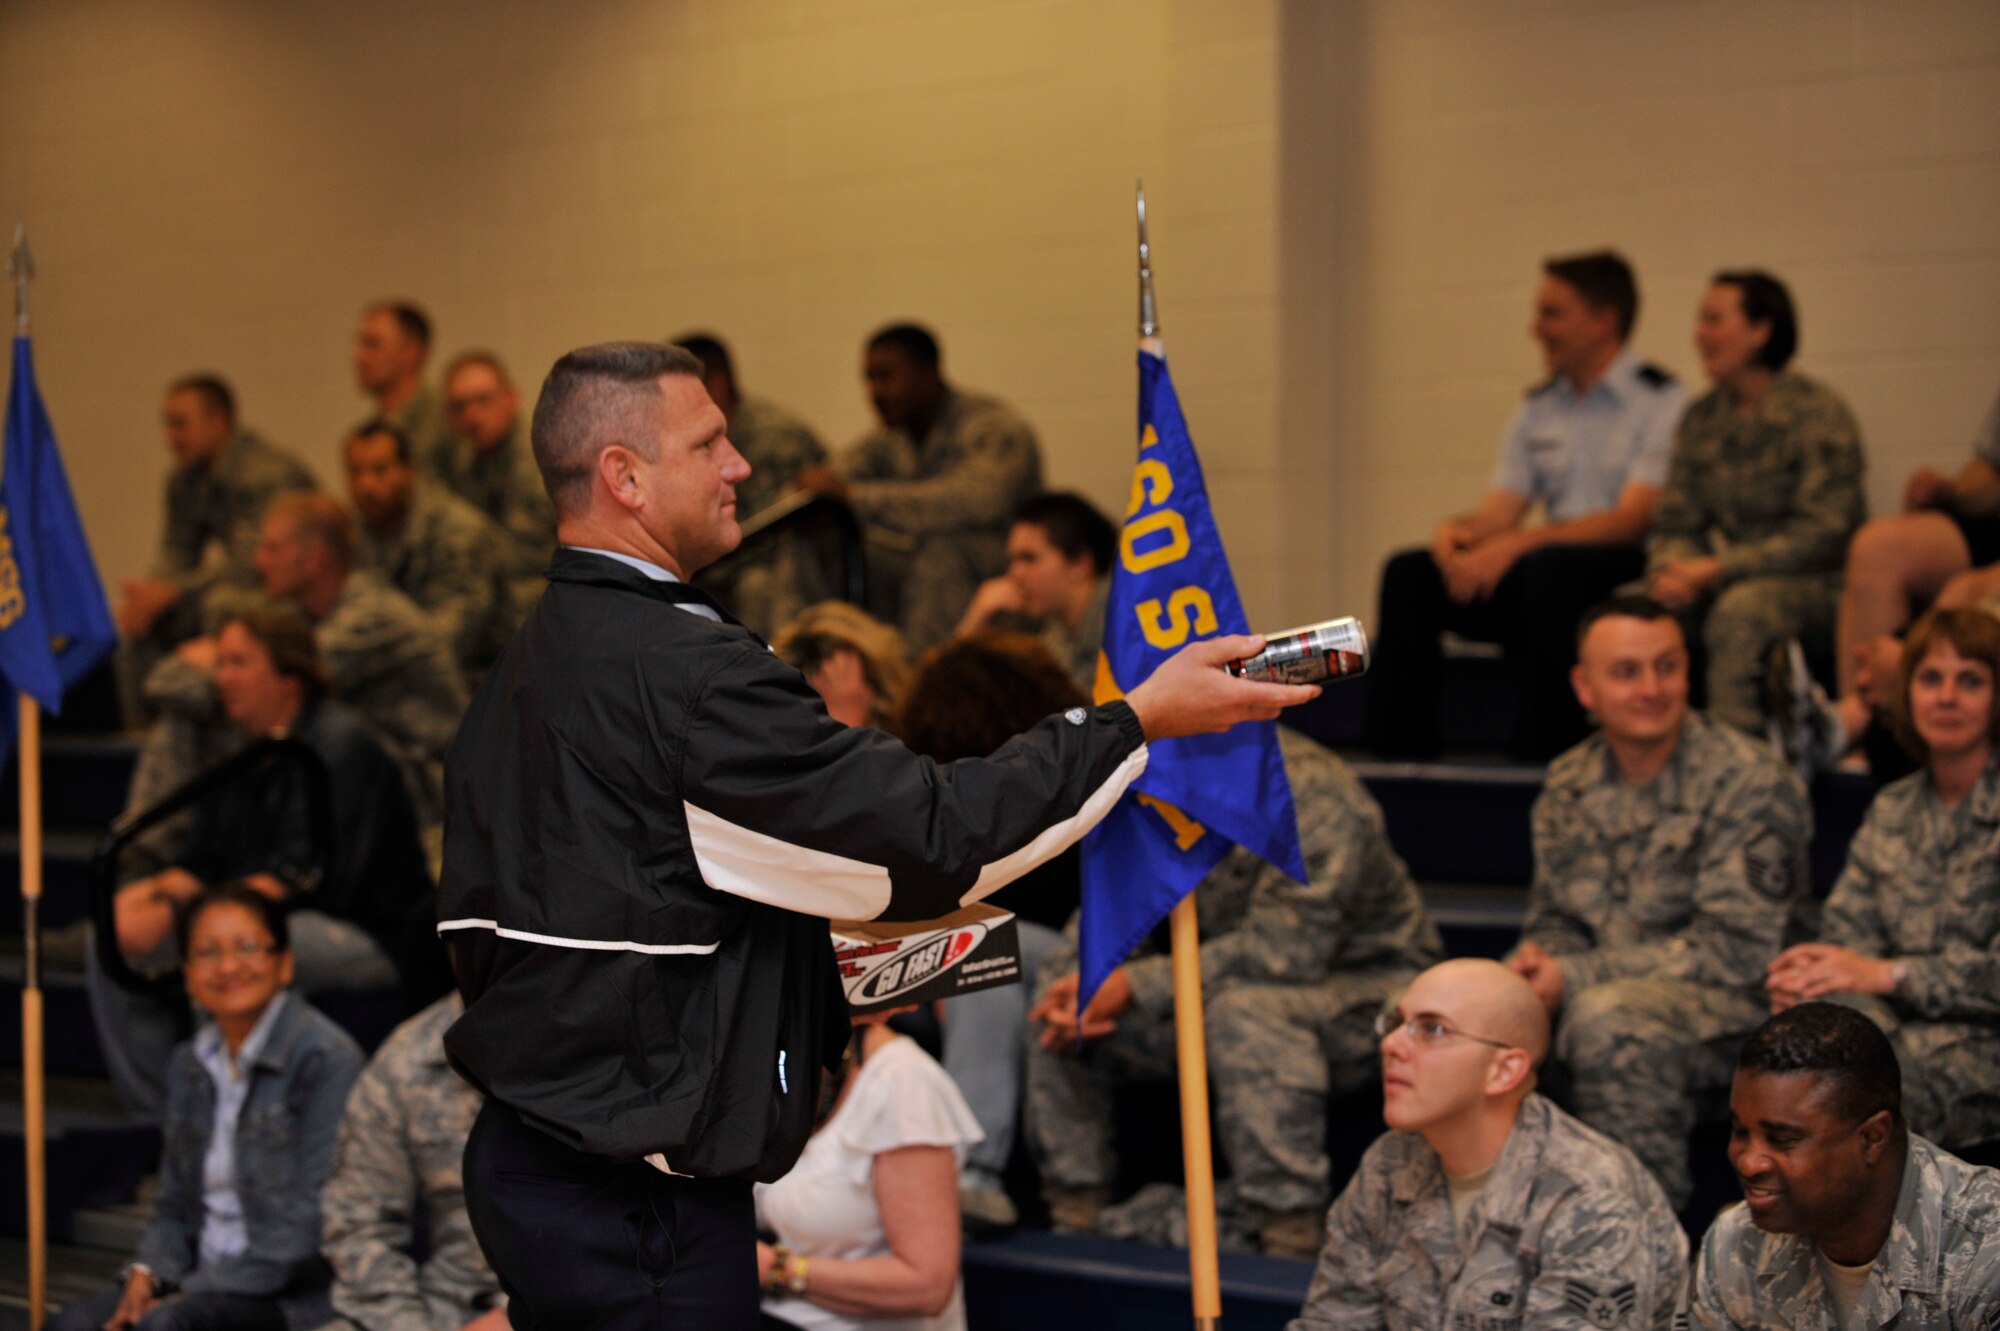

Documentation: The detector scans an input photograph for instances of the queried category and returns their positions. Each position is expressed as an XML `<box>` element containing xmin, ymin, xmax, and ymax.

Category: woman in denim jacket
<box><xmin>54</xmin><ymin>883</ymin><xmax>364</xmax><ymax>1330</ymax></box>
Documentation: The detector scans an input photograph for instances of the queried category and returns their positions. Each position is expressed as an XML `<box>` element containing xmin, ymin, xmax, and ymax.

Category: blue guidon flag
<box><xmin>0</xmin><ymin>333</ymin><xmax>116</xmax><ymax>763</ymax></box>
<box><xmin>1077</xmin><ymin>345</ymin><xmax>1305</xmax><ymax>1010</ymax></box>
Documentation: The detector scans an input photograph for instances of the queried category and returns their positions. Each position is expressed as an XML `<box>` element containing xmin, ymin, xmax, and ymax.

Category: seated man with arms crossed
<box><xmin>1290</xmin><ymin>958</ymin><xmax>1686</xmax><ymax>1331</ymax></box>
<box><xmin>1693</xmin><ymin>1002</ymin><xmax>2000</xmax><ymax>1329</ymax></box>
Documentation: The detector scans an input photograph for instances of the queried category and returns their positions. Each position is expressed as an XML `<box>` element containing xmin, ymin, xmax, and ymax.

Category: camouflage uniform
<box><xmin>425</xmin><ymin>415</ymin><xmax>556</xmax><ymax>614</ymax></box>
<box><xmin>837</xmin><ymin>387</ymin><xmax>1043</xmax><ymax>651</ymax></box>
<box><xmin>1028</xmin><ymin>730</ymin><xmax>1442</xmax><ymax>1216</ymax></box>
<box><xmin>1527</xmin><ymin>712</ymin><xmax>1811</xmax><ymax>1207</ymax></box>
<box><xmin>320</xmin><ymin>993</ymin><xmax>503</xmax><ymax>1331</ymax></box>
<box><xmin>119</xmin><ymin>430</ymin><xmax>318</xmax><ymax>722</ymax></box>
<box><xmin>311</xmin><ymin>572</ymin><xmax>466</xmax><ymax>828</ymax></box>
<box><xmin>1646</xmin><ymin>371</ymin><xmax>1867</xmax><ymax>733</ymax></box>
<box><xmin>698</xmin><ymin>393</ymin><xmax>831</xmax><ymax>638</ymax></box>
<box><xmin>1290</xmin><ymin>1095</ymin><xmax>1687</xmax><ymax>1331</ymax></box>
<box><xmin>1042</xmin><ymin>578</ymin><xmax>1109</xmax><ymax>698</ymax></box>
<box><xmin>1816</xmin><ymin>762</ymin><xmax>2000</xmax><ymax>1150</ymax></box>
<box><xmin>381</xmin><ymin>383</ymin><xmax>457</xmax><ymax>484</ymax></box>
<box><xmin>353</xmin><ymin>485</ymin><xmax>508</xmax><ymax>677</ymax></box>
<box><xmin>141</xmin><ymin>572</ymin><xmax>466</xmax><ymax>830</ymax></box>
<box><xmin>1692</xmin><ymin>1135</ymin><xmax>2000</xmax><ymax>1330</ymax></box>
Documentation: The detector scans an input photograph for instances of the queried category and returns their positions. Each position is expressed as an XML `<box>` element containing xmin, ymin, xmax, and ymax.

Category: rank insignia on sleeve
<box><xmin>1563</xmin><ymin>1280</ymin><xmax>1637</xmax><ymax>1329</ymax></box>
<box><xmin>1743</xmin><ymin>848</ymin><xmax>1787</xmax><ymax>900</ymax></box>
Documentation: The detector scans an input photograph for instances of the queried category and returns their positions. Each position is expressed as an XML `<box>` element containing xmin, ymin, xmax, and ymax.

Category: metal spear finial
<box><xmin>9</xmin><ymin>223</ymin><xmax>32</xmax><ymax>336</ymax></box>
<box><xmin>1137</xmin><ymin>181</ymin><xmax>1158</xmax><ymax>339</ymax></box>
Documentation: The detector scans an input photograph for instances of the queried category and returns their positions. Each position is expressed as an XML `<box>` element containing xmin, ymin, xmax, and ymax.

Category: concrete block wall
<box><xmin>1307</xmin><ymin>0</ymin><xmax>2000</xmax><ymax>619</ymax></box>
<box><xmin>0</xmin><ymin>0</ymin><xmax>1291</xmax><ymax>620</ymax></box>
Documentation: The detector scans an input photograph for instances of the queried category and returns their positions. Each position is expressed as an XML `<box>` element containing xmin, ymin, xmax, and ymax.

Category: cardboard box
<box><xmin>830</xmin><ymin>904</ymin><xmax>1022</xmax><ymax>1013</ymax></box>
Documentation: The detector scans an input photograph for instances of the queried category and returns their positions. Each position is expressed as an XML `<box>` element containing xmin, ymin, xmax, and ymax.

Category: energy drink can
<box><xmin>1226</xmin><ymin>616</ymin><xmax>1370</xmax><ymax>685</ymax></box>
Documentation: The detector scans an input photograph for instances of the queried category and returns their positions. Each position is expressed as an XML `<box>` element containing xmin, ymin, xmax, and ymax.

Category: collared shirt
<box><xmin>563</xmin><ymin>546</ymin><xmax>721</xmax><ymax>622</ymax></box>
<box><xmin>1490</xmin><ymin>351</ymin><xmax>1685</xmax><ymax>523</ymax></box>
<box><xmin>1819</xmin><ymin>758</ymin><xmax>2000</xmax><ymax>1024</ymax></box>
<box><xmin>193</xmin><ymin>991</ymin><xmax>291</xmax><ymax>1271</ymax></box>
<box><xmin>1525</xmin><ymin>713</ymin><xmax>1811</xmax><ymax>995</ymax></box>
<box><xmin>1291</xmin><ymin>1094</ymin><xmax>1687</xmax><ymax>1331</ymax></box>
<box><xmin>1693</xmin><ymin>1135</ymin><xmax>2000</xmax><ymax>1330</ymax></box>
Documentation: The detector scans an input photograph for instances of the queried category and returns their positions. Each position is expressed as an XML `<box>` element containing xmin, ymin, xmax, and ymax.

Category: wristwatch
<box><xmin>1889</xmin><ymin>960</ymin><xmax>1910</xmax><ymax>996</ymax></box>
<box><xmin>765</xmin><ymin>1244</ymin><xmax>810</xmax><ymax>1297</ymax></box>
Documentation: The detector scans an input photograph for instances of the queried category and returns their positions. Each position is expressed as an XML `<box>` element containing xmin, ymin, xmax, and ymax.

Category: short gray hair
<box><xmin>530</xmin><ymin>341</ymin><xmax>704</xmax><ymax>517</ymax></box>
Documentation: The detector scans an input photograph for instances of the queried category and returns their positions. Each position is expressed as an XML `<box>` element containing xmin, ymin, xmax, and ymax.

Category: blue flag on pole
<box><xmin>0</xmin><ymin>334</ymin><xmax>116</xmax><ymax>762</ymax></box>
<box><xmin>1076</xmin><ymin>347</ymin><xmax>1305</xmax><ymax>1010</ymax></box>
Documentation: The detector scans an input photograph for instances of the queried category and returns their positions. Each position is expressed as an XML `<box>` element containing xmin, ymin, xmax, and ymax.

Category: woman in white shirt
<box><xmin>755</xmin><ymin>1012</ymin><xmax>981</xmax><ymax>1331</ymax></box>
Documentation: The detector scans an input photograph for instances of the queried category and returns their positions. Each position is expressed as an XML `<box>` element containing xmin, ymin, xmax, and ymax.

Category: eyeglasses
<box><xmin>187</xmin><ymin>940</ymin><xmax>280</xmax><ymax>967</ymax></box>
<box><xmin>1373</xmin><ymin>1004</ymin><xmax>1513</xmax><ymax>1051</ymax></box>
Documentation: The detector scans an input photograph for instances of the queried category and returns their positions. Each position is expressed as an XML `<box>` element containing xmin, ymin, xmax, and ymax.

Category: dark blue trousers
<box><xmin>465</xmin><ymin>1098</ymin><xmax>760</xmax><ymax>1330</ymax></box>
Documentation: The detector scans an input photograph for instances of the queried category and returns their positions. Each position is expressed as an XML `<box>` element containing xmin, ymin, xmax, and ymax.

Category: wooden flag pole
<box><xmin>20</xmin><ymin>694</ymin><xmax>46</xmax><ymax>1328</ymax></box>
<box><xmin>1138</xmin><ymin>182</ymin><xmax>1221</xmax><ymax>1327</ymax></box>
<box><xmin>1170</xmin><ymin>893</ymin><xmax>1222</xmax><ymax>1329</ymax></box>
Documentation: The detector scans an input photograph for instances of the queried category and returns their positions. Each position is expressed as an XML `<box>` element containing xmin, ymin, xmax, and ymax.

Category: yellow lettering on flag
<box><xmin>1126</xmin><ymin>459</ymin><xmax>1174</xmax><ymax>518</ymax></box>
<box><xmin>1139</xmin><ymin>424</ymin><xmax>1160</xmax><ymax>452</ymax></box>
<box><xmin>0</xmin><ymin>505</ymin><xmax>24</xmax><ymax>630</ymax></box>
<box><xmin>1137</xmin><ymin>793</ymin><xmax>1208</xmax><ymax>852</ymax></box>
<box><xmin>1092</xmin><ymin>651</ymin><xmax>1210</xmax><ymax>853</ymax></box>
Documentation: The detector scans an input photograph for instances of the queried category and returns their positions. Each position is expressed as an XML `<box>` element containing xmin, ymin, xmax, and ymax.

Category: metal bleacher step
<box><xmin>66</xmin><ymin>1195</ymin><xmax>151</xmax><ymax>1254</ymax></box>
<box><xmin>0</xmin><ymin>1234</ymin><xmax>134</xmax><ymax>1330</ymax></box>
<box><xmin>1420</xmin><ymin>880</ymin><xmax>1529</xmax><ymax>960</ymax></box>
<box><xmin>1352</xmin><ymin>758</ymin><xmax>1543</xmax><ymax>887</ymax></box>
<box><xmin>0</xmin><ymin>1070</ymin><xmax>158</xmax><ymax>1244</ymax></box>
<box><xmin>0</xmin><ymin>832</ymin><xmax>101</xmax><ymax>933</ymax></box>
<box><xmin>0</xmin><ymin>939</ymin><xmax>106</xmax><ymax>1080</ymax></box>
<box><xmin>965</xmin><ymin>1230</ymin><xmax>1310</xmax><ymax>1331</ymax></box>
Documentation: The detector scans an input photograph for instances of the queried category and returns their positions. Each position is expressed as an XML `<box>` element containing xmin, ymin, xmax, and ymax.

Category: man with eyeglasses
<box><xmin>1291</xmin><ymin>958</ymin><xmax>1686</xmax><ymax>1331</ymax></box>
<box><xmin>1506</xmin><ymin>594</ymin><xmax>1811</xmax><ymax>1210</ymax></box>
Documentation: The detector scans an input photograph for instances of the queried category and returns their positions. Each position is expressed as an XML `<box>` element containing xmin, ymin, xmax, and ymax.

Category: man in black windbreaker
<box><xmin>439</xmin><ymin>341</ymin><xmax>1318</xmax><ymax>1330</ymax></box>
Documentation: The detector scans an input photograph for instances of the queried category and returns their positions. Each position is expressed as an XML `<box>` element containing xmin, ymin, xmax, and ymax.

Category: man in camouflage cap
<box><xmin>1026</xmin><ymin>728</ymin><xmax>1442</xmax><ymax>1258</ymax></box>
<box><xmin>346</xmin><ymin>420</ymin><xmax>509</xmax><ymax>678</ymax></box>
<box><xmin>116</xmin><ymin>374</ymin><xmax>316</xmax><ymax>723</ymax></box>
<box><xmin>1508</xmin><ymin>595</ymin><xmax>1811</xmax><ymax>1209</ymax></box>
<box><xmin>800</xmin><ymin>322</ymin><xmax>1043</xmax><ymax>652</ymax></box>
<box><xmin>1291</xmin><ymin>959</ymin><xmax>1686</xmax><ymax>1331</ymax></box>
<box><xmin>320</xmin><ymin>992</ymin><xmax>508</xmax><ymax>1331</ymax></box>
<box><xmin>1692</xmin><ymin>1001</ymin><xmax>2000</xmax><ymax>1330</ymax></box>
<box><xmin>353</xmin><ymin>301</ymin><xmax>455</xmax><ymax>479</ymax></box>
<box><xmin>436</xmin><ymin>350</ymin><xmax>556</xmax><ymax>616</ymax></box>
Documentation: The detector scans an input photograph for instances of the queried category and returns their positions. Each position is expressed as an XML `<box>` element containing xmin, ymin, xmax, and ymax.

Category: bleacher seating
<box><xmin>0</xmin><ymin>656</ymin><xmax>1895</xmax><ymax>1323</ymax></box>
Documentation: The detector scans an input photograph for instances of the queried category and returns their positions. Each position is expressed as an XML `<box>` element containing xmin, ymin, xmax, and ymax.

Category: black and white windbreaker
<box><xmin>439</xmin><ymin>550</ymin><xmax>1148</xmax><ymax>1181</ymax></box>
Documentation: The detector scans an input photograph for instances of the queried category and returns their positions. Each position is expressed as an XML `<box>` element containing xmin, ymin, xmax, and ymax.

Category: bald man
<box><xmin>1290</xmin><ymin>960</ymin><xmax>1687</xmax><ymax>1331</ymax></box>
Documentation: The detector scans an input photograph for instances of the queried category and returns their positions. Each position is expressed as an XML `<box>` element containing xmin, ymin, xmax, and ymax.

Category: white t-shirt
<box><xmin>755</xmin><ymin>1035</ymin><xmax>984</xmax><ymax>1331</ymax></box>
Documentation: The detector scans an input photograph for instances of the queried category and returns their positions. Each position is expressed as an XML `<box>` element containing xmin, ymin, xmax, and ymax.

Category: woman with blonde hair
<box><xmin>772</xmin><ymin>602</ymin><xmax>911</xmax><ymax>731</ymax></box>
